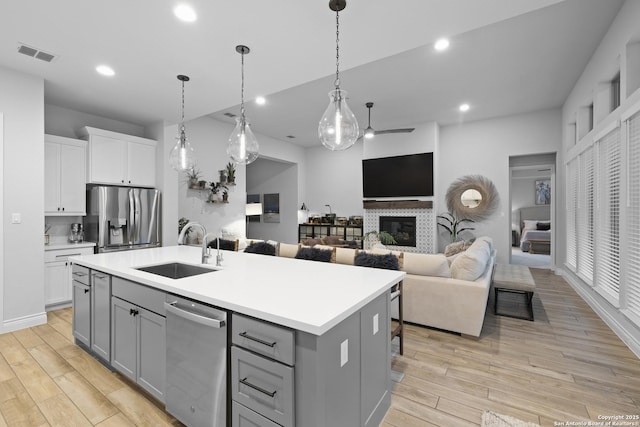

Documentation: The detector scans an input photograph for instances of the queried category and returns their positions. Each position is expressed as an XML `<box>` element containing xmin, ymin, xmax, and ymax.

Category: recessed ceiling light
<box><xmin>96</xmin><ymin>65</ymin><xmax>115</xmax><ymax>77</ymax></box>
<box><xmin>174</xmin><ymin>4</ymin><xmax>197</xmax><ymax>22</ymax></box>
<box><xmin>459</xmin><ymin>103</ymin><xmax>470</xmax><ymax>112</ymax></box>
<box><xmin>255</xmin><ymin>96</ymin><xmax>266</xmax><ymax>105</ymax></box>
<box><xmin>434</xmin><ymin>38</ymin><xmax>450</xmax><ymax>51</ymax></box>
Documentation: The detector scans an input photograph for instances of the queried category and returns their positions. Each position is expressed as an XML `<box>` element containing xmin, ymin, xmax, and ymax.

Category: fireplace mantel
<box><xmin>363</xmin><ymin>200</ymin><xmax>433</xmax><ymax>209</ymax></box>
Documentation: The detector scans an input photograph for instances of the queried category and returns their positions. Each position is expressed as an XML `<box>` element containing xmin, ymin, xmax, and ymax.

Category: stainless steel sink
<box><xmin>135</xmin><ymin>262</ymin><xmax>218</xmax><ymax>279</ymax></box>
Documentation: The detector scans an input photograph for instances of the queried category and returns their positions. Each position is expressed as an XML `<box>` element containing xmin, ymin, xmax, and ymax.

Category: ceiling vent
<box><xmin>223</xmin><ymin>112</ymin><xmax>236</xmax><ymax>118</ymax></box>
<box><xmin>17</xmin><ymin>43</ymin><xmax>56</xmax><ymax>63</ymax></box>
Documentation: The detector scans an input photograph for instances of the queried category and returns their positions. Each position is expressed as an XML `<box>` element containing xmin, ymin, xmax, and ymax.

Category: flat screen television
<box><xmin>362</xmin><ymin>152</ymin><xmax>433</xmax><ymax>198</ymax></box>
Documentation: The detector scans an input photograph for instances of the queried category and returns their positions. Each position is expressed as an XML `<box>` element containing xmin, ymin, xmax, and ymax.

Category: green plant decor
<box><xmin>178</xmin><ymin>217</ymin><xmax>190</xmax><ymax>237</ymax></box>
<box><xmin>225</xmin><ymin>162</ymin><xmax>236</xmax><ymax>184</ymax></box>
<box><xmin>185</xmin><ymin>167</ymin><xmax>202</xmax><ymax>188</ymax></box>
<box><xmin>437</xmin><ymin>212</ymin><xmax>475</xmax><ymax>242</ymax></box>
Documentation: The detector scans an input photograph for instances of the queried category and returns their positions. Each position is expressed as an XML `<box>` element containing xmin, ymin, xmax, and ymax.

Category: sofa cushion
<box><xmin>207</xmin><ymin>238</ymin><xmax>238</xmax><ymax>251</ymax></box>
<box><xmin>335</xmin><ymin>247</ymin><xmax>357</xmax><ymax>265</ymax></box>
<box><xmin>444</xmin><ymin>241</ymin><xmax>466</xmax><ymax>257</ymax></box>
<box><xmin>295</xmin><ymin>246</ymin><xmax>333</xmax><ymax>263</ymax></box>
<box><xmin>354</xmin><ymin>252</ymin><xmax>400</xmax><ymax>270</ymax></box>
<box><xmin>362</xmin><ymin>248</ymin><xmax>404</xmax><ymax>270</ymax></box>
<box><xmin>402</xmin><ymin>253</ymin><xmax>450</xmax><ymax>278</ymax></box>
<box><xmin>278</xmin><ymin>243</ymin><xmax>299</xmax><ymax>258</ymax></box>
<box><xmin>245</xmin><ymin>241</ymin><xmax>276</xmax><ymax>256</ymax></box>
<box><xmin>449</xmin><ymin>239</ymin><xmax>491</xmax><ymax>281</ymax></box>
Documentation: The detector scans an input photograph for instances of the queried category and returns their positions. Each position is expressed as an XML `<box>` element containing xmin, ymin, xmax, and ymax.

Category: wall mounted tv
<box><xmin>362</xmin><ymin>152</ymin><xmax>434</xmax><ymax>198</ymax></box>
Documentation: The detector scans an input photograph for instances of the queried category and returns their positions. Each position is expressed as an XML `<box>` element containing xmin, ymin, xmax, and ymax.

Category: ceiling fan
<box><xmin>359</xmin><ymin>102</ymin><xmax>415</xmax><ymax>140</ymax></box>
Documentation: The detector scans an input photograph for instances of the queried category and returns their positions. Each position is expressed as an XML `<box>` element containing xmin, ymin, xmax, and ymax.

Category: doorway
<box><xmin>509</xmin><ymin>153</ymin><xmax>556</xmax><ymax>270</ymax></box>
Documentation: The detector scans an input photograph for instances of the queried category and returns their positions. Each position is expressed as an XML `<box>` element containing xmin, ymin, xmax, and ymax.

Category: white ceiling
<box><xmin>0</xmin><ymin>0</ymin><xmax>624</xmax><ymax>147</ymax></box>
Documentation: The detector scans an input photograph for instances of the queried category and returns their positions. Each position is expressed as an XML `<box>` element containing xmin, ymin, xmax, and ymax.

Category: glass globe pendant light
<box><xmin>227</xmin><ymin>45</ymin><xmax>259</xmax><ymax>165</ymax></box>
<box><xmin>318</xmin><ymin>0</ymin><xmax>359</xmax><ymax>151</ymax></box>
<box><xmin>169</xmin><ymin>75</ymin><xmax>196</xmax><ymax>171</ymax></box>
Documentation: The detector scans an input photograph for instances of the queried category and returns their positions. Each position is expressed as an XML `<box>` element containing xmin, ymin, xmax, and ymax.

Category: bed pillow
<box><xmin>295</xmin><ymin>246</ymin><xmax>333</xmax><ymax>262</ymax></box>
<box><xmin>522</xmin><ymin>220</ymin><xmax>538</xmax><ymax>230</ymax></box>
<box><xmin>244</xmin><ymin>241</ymin><xmax>276</xmax><ymax>256</ymax></box>
<box><xmin>354</xmin><ymin>252</ymin><xmax>400</xmax><ymax>270</ymax></box>
<box><xmin>536</xmin><ymin>222</ymin><xmax>551</xmax><ymax>230</ymax></box>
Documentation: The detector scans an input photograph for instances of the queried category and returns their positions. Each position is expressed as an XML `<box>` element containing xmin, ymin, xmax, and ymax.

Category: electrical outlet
<box><xmin>340</xmin><ymin>339</ymin><xmax>348</xmax><ymax>367</ymax></box>
<box><xmin>373</xmin><ymin>313</ymin><xmax>379</xmax><ymax>335</ymax></box>
<box><xmin>11</xmin><ymin>213</ymin><xmax>21</xmax><ymax>224</ymax></box>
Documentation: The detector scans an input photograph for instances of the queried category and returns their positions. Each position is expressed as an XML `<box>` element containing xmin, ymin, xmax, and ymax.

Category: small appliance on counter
<box><xmin>69</xmin><ymin>223</ymin><xmax>84</xmax><ymax>243</ymax></box>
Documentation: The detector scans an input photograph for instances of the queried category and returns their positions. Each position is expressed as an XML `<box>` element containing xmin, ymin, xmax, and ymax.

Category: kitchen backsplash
<box><xmin>45</xmin><ymin>216</ymin><xmax>84</xmax><ymax>244</ymax></box>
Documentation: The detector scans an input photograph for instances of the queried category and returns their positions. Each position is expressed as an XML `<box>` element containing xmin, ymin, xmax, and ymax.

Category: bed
<box><xmin>516</xmin><ymin>206</ymin><xmax>551</xmax><ymax>253</ymax></box>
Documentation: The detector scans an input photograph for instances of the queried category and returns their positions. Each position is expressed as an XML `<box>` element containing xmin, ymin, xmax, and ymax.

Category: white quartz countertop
<box><xmin>45</xmin><ymin>241</ymin><xmax>96</xmax><ymax>251</ymax></box>
<box><xmin>70</xmin><ymin>245</ymin><xmax>405</xmax><ymax>335</ymax></box>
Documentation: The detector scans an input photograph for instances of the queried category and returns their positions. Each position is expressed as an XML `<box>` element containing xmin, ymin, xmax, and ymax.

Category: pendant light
<box><xmin>318</xmin><ymin>0</ymin><xmax>359</xmax><ymax>151</ymax></box>
<box><xmin>363</xmin><ymin>102</ymin><xmax>375</xmax><ymax>139</ymax></box>
<box><xmin>169</xmin><ymin>75</ymin><xmax>196</xmax><ymax>171</ymax></box>
<box><xmin>227</xmin><ymin>45</ymin><xmax>259</xmax><ymax>165</ymax></box>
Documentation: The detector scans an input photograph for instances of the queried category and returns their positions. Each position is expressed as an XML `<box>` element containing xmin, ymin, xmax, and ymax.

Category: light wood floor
<box><xmin>0</xmin><ymin>269</ymin><xmax>639</xmax><ymax>426</ymax></box>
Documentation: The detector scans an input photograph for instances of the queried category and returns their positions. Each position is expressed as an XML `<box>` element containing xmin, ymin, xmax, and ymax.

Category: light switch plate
<box><xmin>373</xmin><ymin>313</ymin><xmax>379</xmax><ymax>335</ymax></box>
<box><xmin>340</xmin><ymin>339</ymin><xmax>348</xmax><ymax>367</ymax></box>
<box><xmin>11</xmin><ymin>213</ymin><xmax>21</xmax><ymax>224</ymax></box>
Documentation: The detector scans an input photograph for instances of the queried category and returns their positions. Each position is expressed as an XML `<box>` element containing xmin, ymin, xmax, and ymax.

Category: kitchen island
<box><xmin>70</xmin><ymin>245</ymin><xmax>405</xmax><ymax>427</ymax></box>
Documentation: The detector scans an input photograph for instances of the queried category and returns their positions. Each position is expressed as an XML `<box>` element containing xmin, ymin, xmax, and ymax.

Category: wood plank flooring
<box><xmin>0</xmin><ymin>268</ymin><xmax>638</xmax><ymax>426</ymax></box>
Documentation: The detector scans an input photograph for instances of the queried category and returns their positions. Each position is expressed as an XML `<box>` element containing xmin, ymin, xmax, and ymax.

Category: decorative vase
<box><xmin>219</xmin><ymin>170</ymin><xmax>227</xmax><ymax>184</ymax></box>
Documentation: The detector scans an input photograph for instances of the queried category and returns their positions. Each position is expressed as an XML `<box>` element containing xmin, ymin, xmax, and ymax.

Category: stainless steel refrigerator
<box><xmin>84</xmin><ymin>185</ymin><xmax>161</xmax><ymax>252</ymax></box>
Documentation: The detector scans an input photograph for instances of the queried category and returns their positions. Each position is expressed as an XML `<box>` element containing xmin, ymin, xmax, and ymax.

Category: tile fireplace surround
<box><xmin>363</xmin><ymin>201</ymin><xmax>435</xmax><ymax>254</ymax></box>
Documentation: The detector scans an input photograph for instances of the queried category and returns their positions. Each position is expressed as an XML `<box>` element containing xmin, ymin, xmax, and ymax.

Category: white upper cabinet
<box><xmin>45</xmin><ymin>134</ymin><xmax>87</xmax><ymax>215</ymax></box>
<box><xmin>80</xmin><ymin>126</ymin><xmax>156</xmax><ymax>187</ymax></box>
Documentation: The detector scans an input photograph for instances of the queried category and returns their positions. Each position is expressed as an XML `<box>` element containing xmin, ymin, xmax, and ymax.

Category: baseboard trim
<box><xmin>1</xmin><ymin>312</ymin><xmax>47</xmax><ymax>334</ymax></box>
<box><xmin>558</xmin><ymin>268</ymin><xmax>640</xmax><ymax>359</ymax></box>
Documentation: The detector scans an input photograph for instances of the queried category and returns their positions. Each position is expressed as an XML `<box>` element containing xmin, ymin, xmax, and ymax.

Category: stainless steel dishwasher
<box><xmin>165</xmin><ymin>294</ymin><xmax>228</xmax><ymax>427</ymax></box>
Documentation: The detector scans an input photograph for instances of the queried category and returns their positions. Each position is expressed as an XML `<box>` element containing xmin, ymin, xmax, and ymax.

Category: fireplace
<box><xmin>379</xmin><ymin>216</ymin><xmax>416</xmax><ymax>247</ymax></box>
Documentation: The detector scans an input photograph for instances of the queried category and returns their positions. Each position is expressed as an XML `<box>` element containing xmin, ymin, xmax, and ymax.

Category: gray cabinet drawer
<box><xmin>112</xmin><ymin>276</ymin><xmax>166</xmax><ymax>315</ymax></box>
<box><xmin>71</xmin><ymin>265</ymin><xmax>90</xmax><ymax>285</ymax></box>
<box><xmin>232</xmin><ymin>314</ymin><xmax>294</xmax><ymax>365</ymax></box>
<box><xmin>232</xmin><ymin>401</ymin><xmax>280</xmax><ymax>427</ymax></box>
<box><xmin>231</xmin><ymin>346</ymin><xmax>294</xmax><ymax>427</ymax></box>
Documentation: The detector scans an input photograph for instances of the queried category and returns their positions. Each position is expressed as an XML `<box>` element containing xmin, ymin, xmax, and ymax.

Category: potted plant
<box><xmin>437</xmin><ymin>212</ymin><xmax>475</xmax><ymax>242</ymax></box>
<box><xmin>185</xmin><ymin>167</ymin><xmax>202</xmax><ymax>189</ymax></box>
<box><xmin>225</xmin><ymin>162</ymin><xmax>236</xmax><ymax>185</ymax></box>
<box><xmin>178</xmin><ymin>217</ymin><xmax>190</xmax><ymax>239</ymax></box>
<box><xmin>209</xmin><ymin>181</ymin><xmax>228</xmax><ymax>202</ymax></box>
<box><xmin>222</xmin><ymin>189</ymin><xmax>229</xmax><ymax>203</ymax></box>
<box><xmin>219</xmin><ymin>169</ymin><xmax>227</xmax><ymax>185</ymax></box>
<box><xmin>363</xmin><ymin>230</ymin><xmax>397</xmax><ymax>250</ymax></box>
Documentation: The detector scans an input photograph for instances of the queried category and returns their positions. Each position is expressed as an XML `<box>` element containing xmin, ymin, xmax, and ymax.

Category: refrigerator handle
<box><xmin>134</xmin><ymin>190</ymin><xmax>142</xmax><ymax>242</ymax></box>
<box><xmin>129</xmin><ymin>189</ymin><xmax>135</xmax><ymax>244</ymax></box>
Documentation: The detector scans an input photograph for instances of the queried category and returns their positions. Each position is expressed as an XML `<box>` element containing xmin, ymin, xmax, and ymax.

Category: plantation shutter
<box><xmin>595</xmin><ymin>126</ymin><xmax>621</xmax><ymax>305</ymax></box>
<box><xmin>577</xmin><ymin>147</ymin><xmax>595</xmax><ymax>284</ymax></box>
<box><xmin>625</xmin><ymin>111</ymin><xmax>640</xmax><ymax>322</ymax></box>
<box><xmin>566</xmin><ymin>157</ymin><xmax>579</xmax><ymax>271</ymax></box>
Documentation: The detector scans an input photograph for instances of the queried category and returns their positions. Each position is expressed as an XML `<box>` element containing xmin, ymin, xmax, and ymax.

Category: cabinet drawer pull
<box><xmin>93</xmin><ymin>274</ymin><xmax>107</xmax><ymax>280</ymax></box>
<box><xmin>84</xmin><ymin>288</ymin><xmax>90</xmax><ymax>294</ymax></box>
<box><xmin>73</xmin><ymin>272</ymin><xmax>87</xmax><ymax>277</ymax></box>
<box><xmin>240</xmin><ymin>377</ymin><xmax>277</xmax><ymax>398</ymax></box>
<box><xmin>239</xmin><ymin>331</ymin><xmax>276</xmax><ymax>347</ymax></box>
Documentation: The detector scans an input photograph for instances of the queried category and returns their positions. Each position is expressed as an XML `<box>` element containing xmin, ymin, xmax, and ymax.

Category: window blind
<box><xmin>577</xmin><ymin>146</ymin><xmax>595</xmax><ymax>284</ymax></box>
<box><xmin>625</xmin><ymin>111</ymin><xmax>640</xmax><ymax>322</ymax></box>
<box><xmin>566</xmin><ymin>158</ymin><xmax>579</xmax><ymax>271</ymax></box>
<box><xmin>595</xmin><ymin>126</ymin><xmax>621</xmax><ymax>304</ymax></box>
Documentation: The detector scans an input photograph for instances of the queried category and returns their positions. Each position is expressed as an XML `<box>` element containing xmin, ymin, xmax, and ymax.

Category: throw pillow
<box><xmin>444</xmin><ymin>241</ymin><xmax>466</xmax><ymax>257</ymax></box>
<box><xmin>354</xmin><ymin>252</ymin><xmax>399</xmax><ymax>270</ymax></box>
<box><xmin>244</xmin><ymin>241</ymin><xmax>276</xmax><ymax>256</ymax></box>
<box><xmin>295</xmin><ymin>246</ymin><xmax>333</xmax><ymax>262</ymax></box>
<box><xmin>402</xmin><ymin>253</ymin><xmax>450</xmax><ymax>277</ymax></box>
<box><xmin>207</xmin><ymin>238</ymin><xmax>238</xmax><ymax>251</ymax></box>
<box><xmin>278</xmin><ymin>243</ymin><xmax>300</xmax><ymax>258</ymax></box>
<box><xmin>536</xmin><ymin>222</ymin><xmax>551</xmax><ymax>230</ymax></box>
<box><xmin>449</xmin><ymin>239</ymin><xmax>491</xmax><ymax>281</ymax></box>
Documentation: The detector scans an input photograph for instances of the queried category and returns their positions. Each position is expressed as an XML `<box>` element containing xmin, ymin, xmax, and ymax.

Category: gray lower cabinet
<box><xmin>71</xmin><ymin>265</ymin><xmax>91</xmax><ymax>347</ymax></box>
<box><xmin>111</xmin><ymin>277</ymin><xmax>166</xmax><ymax>403</ymax></box>
<box><xmin>231</xmin><ymin>314</ymin><xmax>295</xmax><ymax>427</ymax></box>
<box><xmin>90</xmin><ymin>270</ymin><xmax>111</xmax><ymax>362</ymax></box>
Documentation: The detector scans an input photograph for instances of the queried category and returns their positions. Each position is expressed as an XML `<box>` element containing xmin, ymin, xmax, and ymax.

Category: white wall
<box><xmin>439</xmin><ymin>109</ymin><xmax>562</xmax><ymax>261</ymax></box>
<box><xmin>247</xmin><ymin>159</ymin><xmax>298</xmax><ymax>243</ymax></box>
<box><xmin>45</xmin><ymin>104</ymin><xmax>145</xmax><ymax>139</ymax></box>
<box><xmin>177</xmin><ymin>116</ymin><xmax>246</xmax><ymax>242</ymax></box>
<box><xmin>0</xmin><ymin>66</ymin><xmax>47</xmax><ymax>332</ymax></box>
